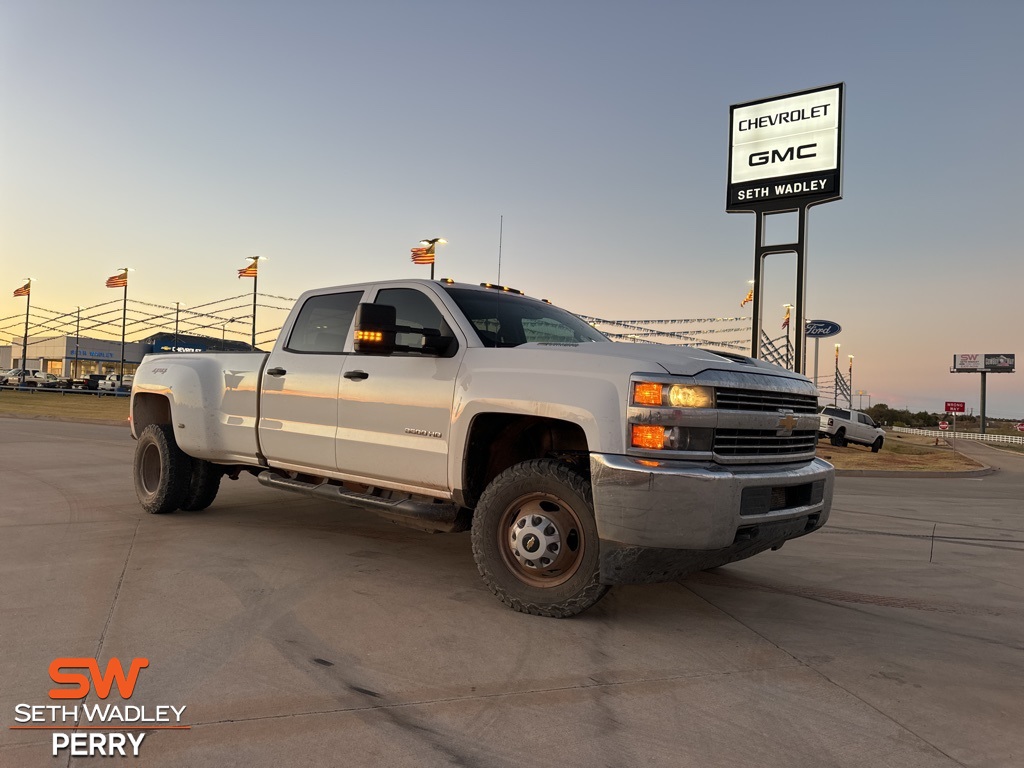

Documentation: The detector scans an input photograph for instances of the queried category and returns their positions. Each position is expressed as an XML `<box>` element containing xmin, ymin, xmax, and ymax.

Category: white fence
<box><xmin>892</xmin><ymin>427</ymin><xmax>1024</xmax><ymax>445</ymax></box>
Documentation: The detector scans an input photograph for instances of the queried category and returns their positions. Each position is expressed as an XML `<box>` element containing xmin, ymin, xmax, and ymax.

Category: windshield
<box><xmin>443</xmin><ymin>287</ymin><xmax>609</xmax><ymax>347</ymax></box>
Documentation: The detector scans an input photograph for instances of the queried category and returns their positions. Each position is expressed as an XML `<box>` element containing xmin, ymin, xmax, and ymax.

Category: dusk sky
<box><xmin>1</xmin><ymin>1</ymin><xmax>1021</xmax><ymax>417</ymax></box>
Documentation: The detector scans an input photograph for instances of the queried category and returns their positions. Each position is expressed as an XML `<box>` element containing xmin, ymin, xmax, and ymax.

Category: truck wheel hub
<box><xmin>508</xmin><ymin>510</ymin><xmax>565</xmax><ymax>570</ymax></box>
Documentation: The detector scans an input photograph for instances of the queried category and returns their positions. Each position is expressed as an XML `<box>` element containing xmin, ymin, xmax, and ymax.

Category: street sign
<box><xmin>1016</xmin><ymin>423</ymin><xmax>1024</xmax><ymax>432</ymax></box>
<box><xmin>938</xmin><ymin>422</ymin><xmax>949</xmax><ymax>431</ymax></box>
<box><xmin>945</xmin><ymin>401</ymin><xmax>966</xmax><ymax>414</ymax></box>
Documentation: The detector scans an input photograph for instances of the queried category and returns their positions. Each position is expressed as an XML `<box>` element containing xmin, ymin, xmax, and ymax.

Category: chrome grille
<box><xmin>715</xmin><ymin>388</ymin><xmax>819</xmax><ymax>414</ymax></box>
<box><xmin>714</xmin><ymin>429</ymin><xmax>818</xmax><ymax>458</ymax></box>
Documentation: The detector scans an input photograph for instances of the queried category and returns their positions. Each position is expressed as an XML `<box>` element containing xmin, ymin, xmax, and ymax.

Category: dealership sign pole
<box><xmin>805</xmin><ymin>320</ymin><xmax>841</xmax><ymax>389</ymax></box>
<box><xmin>728</xmin><ymin>83</ymin><xmax>844</xmax><ymax>374</ymax></box>
<box><xmin>950</xmin><ymin>354</ymin><xmax>1016</xmax><ymax>434</ymax></box>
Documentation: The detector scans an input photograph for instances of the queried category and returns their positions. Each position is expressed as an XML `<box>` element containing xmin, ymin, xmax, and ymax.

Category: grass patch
<box><xmin>817</xmin><ymin>433</ymin><xmax>985</xmax><ymax>472</ymax></box>
<box><xmin>0</xmin><ymin>389</ymin><xmax>130</xmax><ymax>425</ymax></box>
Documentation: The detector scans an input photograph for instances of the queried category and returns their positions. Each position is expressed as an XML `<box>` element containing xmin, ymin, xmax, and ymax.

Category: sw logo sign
<box><xmin>48</xmin><ymin>658</ymin><xmax>149</xmax><ymax>700</ymax></box>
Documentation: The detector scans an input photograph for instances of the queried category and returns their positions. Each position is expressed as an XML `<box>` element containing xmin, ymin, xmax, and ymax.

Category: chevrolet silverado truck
<box><xmin>129</xmin><ymin>278</ymin><xmax>833</xmax><ymax>617</ymax></box>
<box><xmin>818</xmin><ymin>405</ymin><xmax>885</xmax><ymax>451</ymax></box>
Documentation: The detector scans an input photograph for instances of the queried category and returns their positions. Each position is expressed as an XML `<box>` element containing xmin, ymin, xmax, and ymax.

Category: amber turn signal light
<box><xmin>631</xmin><ymin>424</ymin><xmax>665</xmax><ymax>450</ymax></box>
<box><xmin>633</xmin><ymin>382</ymin><xmax>663</xmax><ymax>406</ymax></box>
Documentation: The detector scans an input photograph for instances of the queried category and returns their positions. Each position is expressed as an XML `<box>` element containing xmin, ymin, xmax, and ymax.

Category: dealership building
<box><xmin>1</xmin><ymin>333</ymin><xmax>253</xmax><ymax>377</ymax></box>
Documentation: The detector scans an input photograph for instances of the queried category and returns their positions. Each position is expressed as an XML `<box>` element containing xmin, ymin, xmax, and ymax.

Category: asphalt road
<box><xmin>1</xmin><ymin>419</ymin><xmax>1021</xmax><ymax>767</ymax></box>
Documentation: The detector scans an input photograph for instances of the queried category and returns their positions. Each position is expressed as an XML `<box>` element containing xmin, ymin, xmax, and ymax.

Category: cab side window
<box><xmin>285</xmin><ymin>292</ymin><xmax>362</xmax><ymax>354</ymax></box>
<box><xmin>374</xmin><ymin>288</ymin><xmax>455</xmax><ymax>355</ymax></box>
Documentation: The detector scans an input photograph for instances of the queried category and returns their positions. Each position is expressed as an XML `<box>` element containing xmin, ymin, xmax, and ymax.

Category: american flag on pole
<box><xmin>105</xmin><ymin>270</ymin><xmax>128</xmax><ymax>288</ymax></box>
<box><xmin>13</xmin><ymin>281</ymin><xmax>31</xmax><ymax>297</ymax></box>
<box><xmin>411</xmin><ymin>246</ymin><xmax>435</xmax><ymax>265</ymax></box>
<box><xmin>782</xmin><ymin>306</ymin><xmax>790</xmax><ymax>329</ymax></box>
<box><xmin>238</xmin><ymin>258</ymin><xmax>259</xmax><ymax>278</ymax></box>
<box><xmin>740</xmin><ymin>288</ymin><xmax>753</xmax><ymax>308</ymax></box>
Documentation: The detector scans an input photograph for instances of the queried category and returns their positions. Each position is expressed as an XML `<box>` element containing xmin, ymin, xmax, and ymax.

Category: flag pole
<box><xmin>120</xmin><ymin>277</ymin><xmax>127</xmax><ymax>379</ymax></box>
<box><xmin>20</xmin><ymin>280</ymin><xmax>31</xmax><ymax>385</ymax></box>
<box><xmin>251</xmin><ymin>269</ymin><xmax>258</xmax><ymax>349</ymax></box>
<box><xmin>174</xmin><ymin>302</ymin><xmax>180</xmax><ymax>352</ymax></box>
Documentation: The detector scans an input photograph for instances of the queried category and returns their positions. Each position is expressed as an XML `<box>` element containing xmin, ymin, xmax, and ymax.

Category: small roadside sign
<box><xmin>945</xmin><ymin>401</ymin><xmax>966</xmax><ymax>413</ymax></box>
<box><xmin>938</xmin><ymin>422</ymin><xmax>949</xmax><ymax>431</ymax></box>
<box><xmin>1016</xmin><ymin>423</ymin><xmax>1024</xmax><ymax>432</ymax></box>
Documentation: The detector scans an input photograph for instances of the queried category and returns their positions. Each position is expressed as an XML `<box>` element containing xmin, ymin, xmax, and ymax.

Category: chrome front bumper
<box><xmin>589</xmin><ymin>453</ymin><xmax>834</xmax><ymax>584</ymax></box>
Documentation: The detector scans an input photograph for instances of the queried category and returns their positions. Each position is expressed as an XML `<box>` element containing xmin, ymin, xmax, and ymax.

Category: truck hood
<box><xmin>523</xmin><ymin>341</ymin><xmax>809</xmax><ymax>383</ymax></box>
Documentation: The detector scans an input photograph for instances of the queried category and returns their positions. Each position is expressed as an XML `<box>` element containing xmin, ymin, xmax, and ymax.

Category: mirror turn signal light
<box><xmin>354</xmin><ymin>330</ymin><xmax>383</xmax><ymax>343</ymax></box>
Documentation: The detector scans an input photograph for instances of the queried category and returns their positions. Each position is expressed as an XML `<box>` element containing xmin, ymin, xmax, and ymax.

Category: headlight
<box><xmin>668</xmin><ymin>385</ymin><xmax>714</xmax><ymax>408</ymax></box>
<box><xmin>632</xmin><ymin>382</ymin><xmax>714</xmax><ymax>408</ymax></box>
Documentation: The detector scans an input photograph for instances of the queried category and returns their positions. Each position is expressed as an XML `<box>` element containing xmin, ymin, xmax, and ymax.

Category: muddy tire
<box><xmin>830</xmin><ymin>428</ymin><xmax>847</xmax><ymax>447</ymax></box>
<box><xmin>871</xmin><ymin>437</ymin><xmax>883</xmax><ymax>453</ymax></box>
<box><xmin>471</xmin><ymin>459</ymin><xmax>609</xmax><ymax>618</ymax></box>
<box><xmin>133</xmin><ymin>424</ymin><xmax>190</xmax><ymax>514</ymax></box>
<box><xmin>181</xmin><ymin>459</ymin><xmax>222</xmax><ymax>511</ymax></box>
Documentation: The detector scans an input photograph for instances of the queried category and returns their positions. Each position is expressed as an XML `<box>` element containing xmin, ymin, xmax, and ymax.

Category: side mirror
<box><xmin>353</xmin><ymin>303</ymin><xmax>397</xmax><ymax>355</ymax></box>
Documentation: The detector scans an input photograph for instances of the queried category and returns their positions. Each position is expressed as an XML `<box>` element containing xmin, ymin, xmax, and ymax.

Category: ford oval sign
<box><xmin>805</xmin><ymin>320</ymin><xmax>841</xmax><ymax>338</ymax></box>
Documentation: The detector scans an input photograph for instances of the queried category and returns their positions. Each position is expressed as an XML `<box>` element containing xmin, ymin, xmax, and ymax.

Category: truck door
<box><xmin>258</xmin><ymin>290</ymin><xmax>363</xmax><ymax>473</ymax></box>
<box><xmin>335</xmin><ymin>287</ymin><xmax>463</xmax><ymax>493</ymax></box>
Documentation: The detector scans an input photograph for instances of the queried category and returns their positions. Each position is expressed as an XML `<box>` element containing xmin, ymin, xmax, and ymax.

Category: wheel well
<box><xmin>461</xmin><ymin>414</ymin><xmax>589</xmax><ymax>508</ymax></box>
<box><xmin>132</xmin><ymin>393</ymin><xmax>172</xmax><ymax>434</ymax></box>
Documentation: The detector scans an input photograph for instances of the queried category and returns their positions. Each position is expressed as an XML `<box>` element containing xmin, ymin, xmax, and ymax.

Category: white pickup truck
<box><xmin>130</xmin><ymin>279</ymin><xmax>833</xmax><ymax>617</ymax></box>
<box><xmin>818</xmin><ymin>405</ymin><xmax>885</xmax><ymax>451</ymax></box>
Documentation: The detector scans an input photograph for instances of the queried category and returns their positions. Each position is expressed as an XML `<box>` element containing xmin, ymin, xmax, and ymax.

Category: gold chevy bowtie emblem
<box><xmin>776</xmin><ymin>412</ymin><xmax>798</xmax><ymax>434</ymax></box>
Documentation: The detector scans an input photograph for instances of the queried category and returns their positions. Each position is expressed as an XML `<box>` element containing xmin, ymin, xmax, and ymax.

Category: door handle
<box><xmin>344</xmin><ymin>370</ymin><xmax>369</xmax><ymax>381</ymax></box>
<box><xmin>266</xmin><ymin>367</ymin><xmax>287</xmax><ymax>377</ymax></box>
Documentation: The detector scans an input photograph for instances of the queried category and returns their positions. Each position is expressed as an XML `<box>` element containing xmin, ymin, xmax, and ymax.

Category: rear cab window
<box><xmin>285</xmin><ymin>291</ymin><xmax>363</xmax><ymax>354</ymax></box>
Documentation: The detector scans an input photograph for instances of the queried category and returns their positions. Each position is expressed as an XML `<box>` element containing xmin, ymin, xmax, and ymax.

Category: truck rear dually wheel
<box><xmin>181</xmin><ymin>459</ymin><xmax>222</xmax><ymax>511</ymax></box>
<box><xmin>471</xmin><ymin>459</ymin><xmax>609</xmax><ymax>618</ymax></box>
<box><xmin>134</xmin><ymin>424</ymin><xmax>190</xmax><ymax>514</ymax></box>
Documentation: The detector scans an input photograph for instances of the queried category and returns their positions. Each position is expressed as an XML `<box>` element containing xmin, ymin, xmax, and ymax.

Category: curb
<box><xmin>834</xmin><ymin>464</ymin><xmax>994</xmax><ymax>479</ymax></box>
<box><xmin>0</xmin><ymin>413</ymin><xmax>128</xmax><ymax>428</ymax></box>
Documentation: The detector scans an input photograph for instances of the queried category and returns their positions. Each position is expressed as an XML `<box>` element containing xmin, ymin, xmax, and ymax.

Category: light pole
<box><xmin>783</xmin><ymin>304</ymin><xmax>793</xmax><ymax>370</ymax></box>
<box><xmin>174</xmin><ymin>301</ymin><xmax>180</xmax><ymax>352</ymax></box>
<box><xmin>220</xmin><ymin>316</ymin><xmax>245</xmax><ymax>350</ymax></box>
<box><xmin>848</xmin><ymin>355</ymin><xmax>854</xmax><ymax>408</ymax></box>
<box><xmin>833</xmin><ymin>343</ymin><xmax>840</xmax><ymax>406</ymax></box>
<box><xmin>74</xmin><ymin>306</ymin><xmax>81</xmax><ymax>379</ymax></box>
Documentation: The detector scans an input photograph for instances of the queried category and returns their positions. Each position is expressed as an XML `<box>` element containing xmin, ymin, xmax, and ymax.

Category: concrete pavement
<box><xmin>1</xmin><ymin>418</ymin><xmax>1021</xmax><ymax>767</ymax></box>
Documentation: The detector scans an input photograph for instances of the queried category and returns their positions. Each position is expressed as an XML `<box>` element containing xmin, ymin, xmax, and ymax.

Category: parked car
<box><xmin>24</xmin><ymin>372</ymin><xmax>68</xmax><ymax>388</ymax></box>
<box><xmin>74</xmin><ymin>374</ymin><xmax>108</xmax><ymax>390</ymax></box>
<box><xmin>98</xmin><ymin>373</ymin><xmax>134</xmax><ymax>391</ymax></box>
<box><xmin>1</xmin><ymin>368</ymin><xmax>42</xmax><ymax>385</ymax></box>
<box><xmin>818</xmin><ymin>405</ymin><xmax>885</xmax><ymax>451</ymax></box>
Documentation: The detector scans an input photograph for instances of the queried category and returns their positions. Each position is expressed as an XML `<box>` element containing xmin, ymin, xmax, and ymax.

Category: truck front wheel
<box><xmin>134</xmin><ymin>424</ymin><xmax>190</xmax><ymax>514</ymax></box>
<box><xmin>471</xmin><ymin>459</ymin><xmax>609</xmax><ymax>618</ymax></box>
